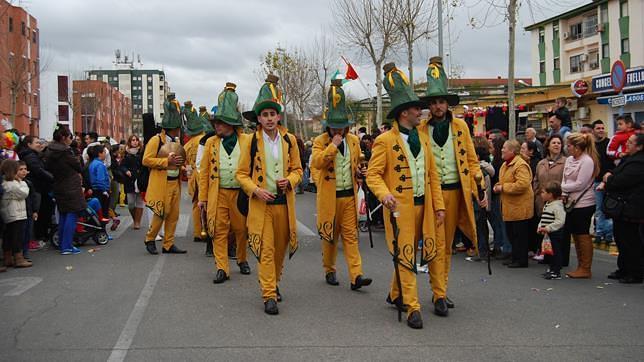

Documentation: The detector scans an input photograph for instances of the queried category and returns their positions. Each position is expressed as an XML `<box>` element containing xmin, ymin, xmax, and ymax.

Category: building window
<box><xmin>8</xmin><ymin>17</ymin><xmax>13</xmax><ymax>32</ymax></box>
<box><xmin>588</xmin><ymin>50</ymin><xmax>599</xmax><ymax>70</ymax></box>
<box><xmin>32</xmin><ymin>30</ymin><xmax>37</xmax><ymax>43</ymax></box>
<box><xmin>583</xmin><ymin>13</ymin><xmax>598</xmax><ymax>37</ymax></box>
<box><xmin>600</xmin><ymin>5</ymin><xmax>609</xmax><ymax>23</ymax></box>
<box><xmin>602</xmin><ymin>43</ymin><xmax>610</xmax><ymax>58</ymax></box>
<box><xmin>21</xmin><ymin>21</ymin><xmax>26</xmax><ymax>36</ymax></box>
<box><xmin>621</xmin><ymin>38</ymin><xmax>629</xmax><ymax>54</ymax></box>
<box><xmin>570</xmin><ymin>23</ymin><xmax>583</xmax><ymax>40</ymax></box>
<box><xmin>570</xmin><ymin>54</ymin><xmax>583</xmax><ymax>73</ymax></box>
<box><xmin>554</xmin><ymin>58</ymin><xmax>560</xmax><ymax>70</ymax></box>
<box><xmin>553</xmin><ymin>23</ymin><xmax>559</xmax><ymax>39</ymax></box>
<box><xmin>538</xmin><ymin>28</ymin><xmax>545</xmax><ymax>43</ymax></box>
<box><xmin>620</xmin><ymin>1</ymin><xmax>628</xmax><ymax>17</ymax></box>
<box><xmin>539</xmin><ymin>61</ymin><xmax>546</xmax><ymax>73</ymax></box>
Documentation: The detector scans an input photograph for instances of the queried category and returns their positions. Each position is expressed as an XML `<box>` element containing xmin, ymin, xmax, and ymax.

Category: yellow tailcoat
<box><xmin>420</xmin><ymin>116</ymin><xmax>481</xmax><ymax>244</ymax></box>
<box><xmin>185</xmin><ymin>132</ymin><xmax>205</xmax><ymax>202</ymax></box>
<box><xmin>236</xmin><ymin>126</ymin><xmax>303</xmax><ymax>260</ymax></box>
<box><xmin>311</xmin><ymin>132</ymin><xmax>361</xmax><ymax>242</ymax></box>
<box><xmin>142</xmin><ymin>130</ymin><xmax>179</xmax><ymax>218</ymax></box>
<box><xmin>198</xmin><ymin>130</ymin><xmax>251</xmax><ymax>236</ymax></box>
<box><xmin>366</xmin><ymin>122</ymin><xmax>445</xmax><ymax>270</ymax></box>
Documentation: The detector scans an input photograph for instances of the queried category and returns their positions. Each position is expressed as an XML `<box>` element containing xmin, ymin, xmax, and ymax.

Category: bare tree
<box><xmin>309</xmin><ymin>29</ymin><xmax>337</xmax><ymax>117</ymax></box>
<box><xmin>395</xmin><ymin>0</ymin><xmax>438</xmax><ymax>86</ymax></box>
<box><xmin>333</xmin><ymin>0</ymin><xmax>402</xmax><ymax>126</ymax></box>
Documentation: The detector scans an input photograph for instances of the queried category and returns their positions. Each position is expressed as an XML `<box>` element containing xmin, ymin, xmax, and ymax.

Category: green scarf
<box><xmin>222</xmin><ymin>132</ymin><xmax>237</xmax><ymax>155</ymax></box>
<box><xmin>399</xmin><ymin>125</ymin><xmax>420</xmax><ymax>158</ymax></box>
<box><xmin>431</xmin><ymin>118</ymin><xmax>449</xmax><ymax>147</ymax></box>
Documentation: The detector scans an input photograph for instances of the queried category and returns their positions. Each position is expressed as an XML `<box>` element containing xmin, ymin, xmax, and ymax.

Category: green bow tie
<box><xmin>399</xmin><ymin>126</ymin><xmax>420</xmax><ymax>158</ymax></box>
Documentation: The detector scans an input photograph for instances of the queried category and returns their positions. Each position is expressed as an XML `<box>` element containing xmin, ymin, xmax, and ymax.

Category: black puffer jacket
<box><xmin>44</xmin><ymin>141</ymin><xmax>87</xmax><ymax>213</ymax></box>
<box><xmin>121</xmin><ymin>148</ymin><xmax>143</xmax><ymax>194</ymax></box>
<box><xmin>605</xmin><ymin>151</ymin><xmax>644</xmax><ymax>223</ymax></box>
<box><xmin>18</xmin><ymin>147</ymin><xmax>53</xmax><ymax>194</ymax></box>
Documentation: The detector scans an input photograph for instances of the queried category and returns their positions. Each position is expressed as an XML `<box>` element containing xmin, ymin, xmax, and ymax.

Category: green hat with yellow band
<box><xmin>419</xmin><ymin>56</ymin><xmax>459</xmax><ymax>106</ymax></box>
<box><xmin>243</xmin><ymin>74</ymin><xmax>282</xmax><ymax>123</ymax></box>
<box><xmin>383</xmin><ymin>62</ymin><xmax>424</xmax><ymax>120</ymax></box>
<box><xmin>213</xmin><ymin>82</ymin><xmax>243</xmax><ymax>127</ymax></box>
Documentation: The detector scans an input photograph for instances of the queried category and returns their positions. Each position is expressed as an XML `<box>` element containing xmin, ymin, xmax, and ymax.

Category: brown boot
<box><xmin>3</xmin><ymin>251</ymin><xmax>14</xmax><ymax>268</ymax></box>
<box><xmin>133</xmin><ymin>207</ymin><xmax>143</xmax><ymax>230</ymax></box>
<box><xmin>13</xmin><ymin>252</ymin><xmax>33</xmax><ymax>268</ymax></box>
<box><xmin>566</xmin><ymin>235</ymin><xmax>592</xmax><ymax>278</ymax></box>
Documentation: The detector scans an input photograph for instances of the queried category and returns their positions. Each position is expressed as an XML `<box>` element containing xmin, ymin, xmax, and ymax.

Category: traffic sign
<box><xmin>611</xmin><ymin>60</ymin><xmax>627</xmax><ymax>93</ymax></box>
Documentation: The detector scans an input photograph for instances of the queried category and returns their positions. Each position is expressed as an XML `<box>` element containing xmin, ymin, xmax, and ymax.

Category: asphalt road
<box><xmin>1</xmin><ymin>189</ymin><xmax>643</xmax><ymax>361</ymax></box>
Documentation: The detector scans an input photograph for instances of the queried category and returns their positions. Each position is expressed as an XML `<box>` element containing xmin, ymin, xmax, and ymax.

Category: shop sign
<box><xmin>592</xmin><ymin>66</ymin><xmax>644</xmax><ymax>93</ymax></box>
<box><xmin>571</xmin><ymin>80</ymin><xmax>589</xmax><ymax>97</ymax></box>
<box><xmin>597</xmin><ymin>92</ymin><xmax>644</xmax><ymax>107</ymax></box>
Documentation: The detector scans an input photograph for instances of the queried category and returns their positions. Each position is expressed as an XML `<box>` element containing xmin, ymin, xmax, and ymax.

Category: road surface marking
<box><xmin>0</xmin><ymin>277</ymin><xmax>43</xmax><ymax>297</ymax></box>
<box><xmin>174</xmin><ymin>214</ymin><xmax>190</xmax><ymax>238</ymax></box>
<box><xmin>108</xmin><ymin>255</ymin><xmax>165</xmax><ymax>362</ymax></box>
<box><xmin>297</xmin><ymin>219</ymin><xmax>317</xmax><ymax>237</ymax></box>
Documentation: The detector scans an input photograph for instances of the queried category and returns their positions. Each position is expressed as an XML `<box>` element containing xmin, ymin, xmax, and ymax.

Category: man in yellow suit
<box><xmin>183</xmin><ymin>100</ymin><xmax>207</xmax><ymax>243</ymax></box>
<box><xmin>198</xmin><ymin>83</ymin><xmax>251</xmax><ymax>283</ymax></box>
<box><xmin>143</xmin><ymin>92</ymin><xmax>187</xmax><ymax>255</ymax></box>
<box><xmin>311</xmin><ymin>79</ymin><xmax>372</xmax><ymax>290</ymax></box>
<box><xmin>367</xmin><ymin>63</ymin><xmax>445</xmax><ymax>329</ymax></box>
<box><xmin>237</xmin><ymin>75</ymin><xmax>302</xmax><ymax>315</ymax></box>
<box><xmin>420</xmin><ymin>57</ymin><xmax>482</xmax><ymax>310</ymax></box>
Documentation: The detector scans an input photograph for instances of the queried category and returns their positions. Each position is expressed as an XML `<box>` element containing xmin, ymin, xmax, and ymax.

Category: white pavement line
<box><xmin>296</xmin><ymin>219</ymin><xmax>317</xmax><ymax>237</ymax></box>
<box><xmin>0</xmin><ymin>277</ymin><xmax>43</xmax><ymax>297</ymax></box>
<box><xmin>107</xmin><ymin>255</ymin><xmax>166</xmax><ymax>362</ymax></box>
<box><xmin>174</xmin><ymin>213</ymin><xmax>190</xmax><ymax>238</ymax></box>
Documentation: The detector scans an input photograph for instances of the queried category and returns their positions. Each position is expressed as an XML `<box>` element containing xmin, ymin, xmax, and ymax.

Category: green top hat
<box><xmin>383</xmin><ymin>62</ymin><xmax>424</xmax><ymax>120</ymax></box>
<box><xmin>183</xmin><ymin>100</ymin><xmax>204</xmax><ymax>136</ymax></box>
<box><xmin>161</xmin><ymin>94</ymin><xmax>182</xmax><ymax>129</ymax></box>
<box><xmin>213</xmin><ymin>82</ymin><xmax>243</xmax><ymax>126</ymax></box>
<box><xmin>419</xmin><ymin>56</ymin><xmax>459</xmax><ymax>106</ymax></box>
<box><xmin>325</xmin><ymin>79</ymin><xmax>352</xmax><ymax>129</ymax></box>
<box><xmin>243</xmin><ymin>74</ymin><xmax>282</xmax><ymax>123</ymax></box>
<box><xmin>198</xmin><ymin>106</ymin><xmax>213</xmax><ymax>133</ymax></box>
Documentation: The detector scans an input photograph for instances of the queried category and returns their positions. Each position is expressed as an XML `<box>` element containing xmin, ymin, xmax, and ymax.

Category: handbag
<box><xmin>602</xmin><ymin>193</ymin><xmax>625</xmax><ymax>220</ymax></box>
<box><xmin>564</xmin><ymin>183</ymin><xmax>593</xmax><ymax>212</ymax></box>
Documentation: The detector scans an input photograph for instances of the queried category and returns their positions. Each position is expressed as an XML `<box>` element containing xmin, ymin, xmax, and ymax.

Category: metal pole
<box><xmin>437</xmin><ymin>0</ymin><xmax>444</xmax><ymax>58</ymax></box>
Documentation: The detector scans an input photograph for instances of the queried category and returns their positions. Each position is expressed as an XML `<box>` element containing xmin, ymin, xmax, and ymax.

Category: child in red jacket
<box><xmin>607</xmin><ymin>115</ymin><xmax>637</xmax><ymax>160</ymax></box>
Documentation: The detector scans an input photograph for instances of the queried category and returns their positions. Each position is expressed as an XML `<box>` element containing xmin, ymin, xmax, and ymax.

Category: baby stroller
<box><xmin>49</xmin><ymin>203</ymin><xmax>110</xmax><ymax>249</ymax></box>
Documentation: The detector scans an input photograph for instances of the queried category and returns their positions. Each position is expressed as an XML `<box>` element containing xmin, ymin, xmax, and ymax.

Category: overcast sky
<box><xmin>27</xmin><ymin>0</ymin><xmax>585</xmax><ymax>111</ymax></box>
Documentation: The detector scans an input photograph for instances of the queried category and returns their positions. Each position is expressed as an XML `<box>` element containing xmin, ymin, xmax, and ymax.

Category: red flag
<box><xmin>345</xmin><ymin>63</ymin><xmax>359</xmax><ymax>80</ymax></box>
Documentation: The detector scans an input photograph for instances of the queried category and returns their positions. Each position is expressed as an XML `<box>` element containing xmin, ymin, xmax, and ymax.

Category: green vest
<box><xmin>264</xmin><ymin>138</ymin><xmax>284</xmax><ymax>194</ymax></box>
<box><xmin>401</xmin><ymin>135</ymin><xmax>426</xmax><ymax>197</ymax></box>
<box><xmin>335</xmin><ymin>141</ymin><xmax>352</xmax><ymax>191</ymax></box>
<box><xmin>218</xmin><ymin>140</ymin><xmax>241</xmax><ymax>188</ymax></box>
<box><xmin>429</xmin><ymin>123</ymin><xmax>459</xmax><ymax>184</ymax></box>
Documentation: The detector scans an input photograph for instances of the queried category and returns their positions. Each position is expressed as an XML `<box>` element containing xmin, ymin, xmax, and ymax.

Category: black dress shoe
<box><xmin>213</xmin><ymin>269</ymin><xmax>229</xmax><ymax>284</ymax></box>
<box><xmin>351</xmin><ymin>275</ymin><xmax>373</xmax><ymax>290</ymax></box>
<box><xmin>507</xmin><ymin>262</ymin><xmax>528</xmax><ymax>268</ymax></box>
<box><xmin>193</xmin><ymin>237</ymin><xmax>204</xmax><ymax>243</ymax></box>
<box><xmin>407</xmin><ymin>310</ymin><xmax>423</xmax><ymax>329</ymax></box>
<box><xmin>495</xmin><ymin>252</ymin><xmax>512</xmax><ymax>260</ymax></box>
<box><xmin>445</xmin><ymin>296</ymin><xmax>455</xmax><ymax>309</ymax></box>
<box><xmin>434</xmin><ymin>298</ymin><xmax>449</xmax><ymax>317</ymax></box>
<box><xmin>162</xmin><ymin>245</ymin><xmax>187</xmax><ymax>254</ymax></box>
<box><xmin>238</xmin><ymin>261</ymin><xmax>251</xmax><ymax>275</ymax></box>
<box><xmin>276</xmin><ymin>287</ymin><xmax>282</xmax><ymax>302</ymax></box>
<box><xmin>264</xmin><ymin>299</ymin><xmax>279</xmax><ymax>315</ymax></box>
<box><xmin>386</xmin><ymin>294</ymin><xmax>407</xmax><ymax>312</ymax></box>
<box><xmin>325</xmin><ymin>272</ymin><xmax>339</xmax><ymax>286</ymax></box>
<box><xmin>145</xmin><ymin>241</ymin><xmax>158</xmax><ymax>255</ymax></box>
<box><xmin>607</xmin><ymin>270</ymin><xmax>624</xmax><ymax>280</ymax></box>
<box><xmin>618</xmin><ymin>275</ymin><xmax>643</xmax><ymax>284</ymax></box>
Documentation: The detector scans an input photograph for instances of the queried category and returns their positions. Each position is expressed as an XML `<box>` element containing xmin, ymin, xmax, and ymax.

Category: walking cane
<box><xmin>359</xmin><ymin>153</ymin><xmax>373</xmax><ymax>248</ymax></box>
<box><xmin>475</xmin><ymin>174</ymin><xmax>492</xmax><ymax>275</ymax></box>
<box><xmin>390</xmin><ymin>210</ymin><xmax>403</xmax><ymax>322</ymax></box>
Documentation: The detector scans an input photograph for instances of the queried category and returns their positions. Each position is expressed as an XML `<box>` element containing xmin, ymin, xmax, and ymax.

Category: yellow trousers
<box><xmin>258</xmin><ymin>204</ymin><xmax>289</xmax><ymax>301</ymax></box>
<box><xmin>145</xmin><ymin>180</ymin><xmax>180</xmax><ymax>250</ymax></box>
<box><xmin>212</xmin><ymin>189</ymin><xmax>248</xmax><ymax>275</ymax></box>
<box><xmin>433</xmin><ymin>189</ymin><xmax>467</xmax><ymax>292</ymax></box>
<box><xmin>322</xmin><ymin>195</ymin><xmax>364</xmax><ymax>283</ymax></box>
<box><xmin>192</xmin><ymin>200</ymin><xmax>203</xmax><ymax>239</ymax></box>
<box><xmin>389</xmin><ymin>205</ymin><xmax>423</xmax><ymax>316</ymax></box>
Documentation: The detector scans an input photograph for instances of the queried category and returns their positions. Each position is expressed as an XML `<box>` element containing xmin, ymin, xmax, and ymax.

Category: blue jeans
<box><xmin>22</xmin><ymin>217</ymin><xmax>33</xmax><ymax>257</ymax></box>
<box><xmin>593</xmin><ymin>181</ymin><xmax>613</xmax><ymax>241</ymax></box>
<box><xmin>490</xmin><ymin>194</ymin><xmax>511</xmax><ymax>253</ymax></box>
<box><xmin>58</xmin><ymin>212</ymin><xmax>78</xmax><ymax>251</ymax></box>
